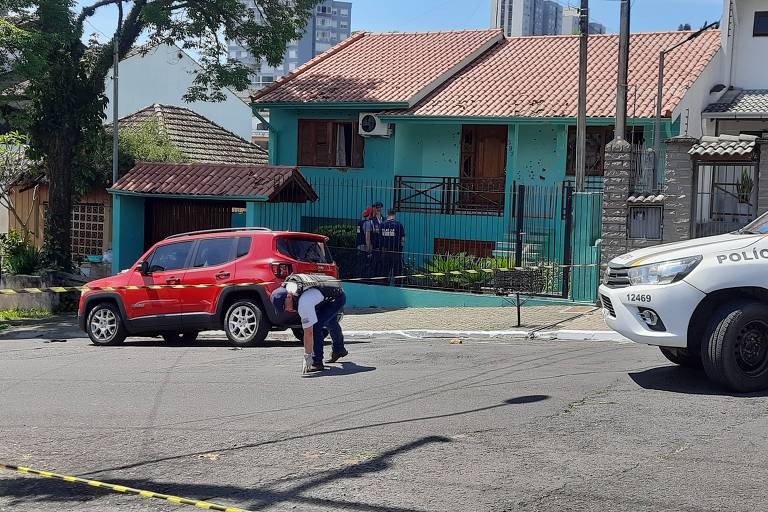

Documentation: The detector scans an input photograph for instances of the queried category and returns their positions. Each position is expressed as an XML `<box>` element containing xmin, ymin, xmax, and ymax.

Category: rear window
<box><xmin>276</xmin><ymin>237</ymin><xmax>334</xmax><ymax>264</ymax></box>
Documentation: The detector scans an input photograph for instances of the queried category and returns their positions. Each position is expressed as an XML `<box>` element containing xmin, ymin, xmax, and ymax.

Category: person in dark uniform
<box><xmin>356</xmin><ymin>207</ymin><xmax>373</xmax><ymax>279</ymax></box>
<box><xmin>271</xmin><ymin>274</ymin><xmax>347</xmax><ymax>376</ymax></box>
<box><xmin>380</xmin><ymin>209</ymin><xmax>406</xmax><ymax>285</ymax></box>
<box><xmin>368</xmin><ymin>201</ymin><xmax>384</xmax><ymax>278</ymax></box>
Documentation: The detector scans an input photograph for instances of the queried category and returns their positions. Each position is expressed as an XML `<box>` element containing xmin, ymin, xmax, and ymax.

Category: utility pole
<box><xmin>112</xmin><ymin>4</ymin><xmax>123</xmax><ymax>186</ymax></box>
<box><xmin>615</xmin><ymin>0</ymin><xmax>630</xmax><ymax>141</ymax></box>
<box><xmin>575</xmin><ymin>0</ymin><xmax>589</xmax><ymax>192</ymax></box>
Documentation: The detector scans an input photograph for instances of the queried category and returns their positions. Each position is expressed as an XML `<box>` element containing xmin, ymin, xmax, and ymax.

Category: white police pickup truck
<box><xmin>599</xmin><ymin>212</ymin><xmax>768</xmax><ymax>392</ymax></box>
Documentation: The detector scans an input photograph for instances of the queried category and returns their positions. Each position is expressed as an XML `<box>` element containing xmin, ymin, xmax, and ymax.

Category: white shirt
<box><xmin>297</xmin><ymin>288</ymin><xmax>324</xmax><ymax>328</ymax></box>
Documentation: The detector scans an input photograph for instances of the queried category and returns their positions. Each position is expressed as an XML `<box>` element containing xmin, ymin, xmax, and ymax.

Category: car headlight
<box><xmin>627</xmin><ymin>256</ymin><xmax>702</xmax><ymax>286</ymax></box>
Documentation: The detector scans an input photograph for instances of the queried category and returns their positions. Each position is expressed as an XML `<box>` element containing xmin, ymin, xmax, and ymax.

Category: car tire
<box><xmin>659</xmin><ymin>347</ymin><xmax>702</xmax><ymax>368</ymax></box>
<box><xmin>702</xmin><ymin>301</ymin><xmax>768</xmax><ymax>393</ymax></box>
<box><xmin>162</xmin><ymin>332</ymin><xmax>199</xmax><ymax>344</ymax></box>
<box><xmin>86</xmin><ymin>302</ymin><xmax>127</xmax><ymax>346</ymax></box>
<box><xmin>224</xmin><ymin>300</ymin><xmax>271</xmax><ymax>347</ymax></box>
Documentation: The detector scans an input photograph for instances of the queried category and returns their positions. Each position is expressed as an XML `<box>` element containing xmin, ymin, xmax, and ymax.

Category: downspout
<box><xmin>253</xmin><ymin>110</ymin><xmax>277</xmax><ymax>165</ymax></box>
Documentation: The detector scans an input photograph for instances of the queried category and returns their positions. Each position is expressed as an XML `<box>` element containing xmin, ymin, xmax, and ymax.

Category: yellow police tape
<box><xmin>0</xmin><ymin>462</ymin><xmax>250</xmax><ymax>512</ymax></box>
<box><xmin>0</xmin><ymin>264</ymin><xmax>608</xmax><ymax>295</ymax></box>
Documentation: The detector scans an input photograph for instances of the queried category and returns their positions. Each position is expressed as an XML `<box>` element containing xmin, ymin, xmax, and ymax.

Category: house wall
<box><xmin>728</xmin><ymin>0</ymin><xmax>768</xmax><ymax>89</ymax></box>
<box><xmin>103</xmin><ymin>44</ymin><xmax>252</xmax><ymax>140</ymax></box>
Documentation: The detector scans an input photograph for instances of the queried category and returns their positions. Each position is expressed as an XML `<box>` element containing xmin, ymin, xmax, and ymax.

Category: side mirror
<box><xmin>136</xmin><ymin>260</ymin><xmax>149</xmax><ymax>275</ymax></box>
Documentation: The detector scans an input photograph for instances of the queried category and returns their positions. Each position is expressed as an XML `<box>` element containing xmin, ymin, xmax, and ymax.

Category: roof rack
<box><xmin>165</xmin><ymin>227</ymin><xmax>272</xmax><ymax>240</ymax></box>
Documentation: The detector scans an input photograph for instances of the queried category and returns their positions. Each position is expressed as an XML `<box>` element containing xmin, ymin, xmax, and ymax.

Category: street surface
<box><xmin>1</xmin><ymin>331</ymin><xmax>767</xmax><ymax>511</ymax></box>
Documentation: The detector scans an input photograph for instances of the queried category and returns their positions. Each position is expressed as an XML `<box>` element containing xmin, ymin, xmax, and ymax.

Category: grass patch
<box><xmin>0</xmin><ymin>308</ymin><xmax>53</xmax><ymax>321</ymax></box>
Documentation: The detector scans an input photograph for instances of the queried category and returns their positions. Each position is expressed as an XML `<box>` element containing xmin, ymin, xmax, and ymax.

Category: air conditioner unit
<box><xmin>358</xmin><ymin>113</ymin><xmax>392</xmax><ymax>137</ymax></box>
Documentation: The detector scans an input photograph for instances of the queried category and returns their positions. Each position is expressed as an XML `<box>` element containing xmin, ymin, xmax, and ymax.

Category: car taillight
<box><xmin>271</xmin><ymin>262</ymin><xmax>293</xmax><ymax>278</ymax></box>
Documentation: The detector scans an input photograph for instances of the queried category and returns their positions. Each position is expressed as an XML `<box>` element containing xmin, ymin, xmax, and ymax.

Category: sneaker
<box><xmin>326</xmin><ymin>349</ymin><xmax>348</xmax><ymax>363</ymax></box>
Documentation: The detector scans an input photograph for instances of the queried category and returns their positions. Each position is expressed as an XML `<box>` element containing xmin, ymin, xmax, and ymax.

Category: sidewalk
<box><xmin>0</xmin><ymin>305</ymin><xmax>614</xmax><ymax>342</ymax></box>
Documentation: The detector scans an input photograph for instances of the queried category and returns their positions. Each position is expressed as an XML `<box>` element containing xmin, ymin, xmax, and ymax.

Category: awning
<box><xmin>109</xmin><ymin>162</ymin><xmax>318</xmax><ymax>202</ymax></box>
<box><xmin>689</xmin><ymin>134</ymin><xmax>759</xmax><ymax>158</ymax></box>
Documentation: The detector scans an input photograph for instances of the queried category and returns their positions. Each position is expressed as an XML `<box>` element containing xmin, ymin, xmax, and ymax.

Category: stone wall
<box><xmin>661</xmin><ymin>137</ymin><xmax>697</xmax><ymax>244</ymax></box>
<box><xmin>758</xmin><ymin>141</ymin><xmax>768</xmax><ymax>217</ymax></box>
<box><xmin>600</xmin><ymin>139</ymin><xmax>632</xmax><ymax>264</ymax></box>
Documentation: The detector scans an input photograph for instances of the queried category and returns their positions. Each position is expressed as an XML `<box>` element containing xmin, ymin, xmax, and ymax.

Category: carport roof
<box><xmin>109</xmin><ymin>162</ymin><xmax>318</xmax><ymax>202</ymax></box>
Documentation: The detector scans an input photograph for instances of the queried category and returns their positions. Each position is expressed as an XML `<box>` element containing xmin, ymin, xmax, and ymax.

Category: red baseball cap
<box><xmin>362</xmin><ymin>207</ymin><xmax>373</xmax><ymax>217</ymax></box>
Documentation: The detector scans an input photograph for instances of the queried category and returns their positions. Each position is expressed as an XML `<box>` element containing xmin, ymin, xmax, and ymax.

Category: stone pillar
<box><xmin>758</xmin><ymin>140</ymin><xmax>768</xmax><ymax>217</ymax></box>
<box><xmin>662</xmin><ymin>136</ymin><xmax>697</xmax><ymax>244</ymax></box>
<box><xmin>601</xmin><ymin>138</ymin><xmax>632</xmax><ymax>265</ymax></box>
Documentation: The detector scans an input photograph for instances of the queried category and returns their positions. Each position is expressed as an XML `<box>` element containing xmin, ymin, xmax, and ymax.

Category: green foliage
<box><xmin>0</xmin><ymin>229</ymin><xmax>44</xmax><ymax>274</ymax></box>
<box><xmin>0</xmin><ymin>308</ymin><xmax>52</xmax><ymax>321</ymax></box>
<box><xmin>421</xmin><ymin>253</ymin><xmax>492</xmax><ymax>290</ymax></box>
<box><xmin>120</xmin><ymin>120</ymin><xmax>186</xmax><ymax>163</ymax></box>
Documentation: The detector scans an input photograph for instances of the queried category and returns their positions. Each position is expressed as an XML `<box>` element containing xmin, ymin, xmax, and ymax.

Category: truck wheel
<box><xmin>224</xmin><ymin>300</ymin><xmax>271</xmax><ymax>347</ymax></box>
<box><xmin>87</xmin><ymin>303</ymin><xmax>127</xmax><ymax>346</ymax></box>
<box><xmin>702</xmin><ymin>301</ymin><xmax>768</xmax><ymax>392</ymax></box>
<box><xmin>659</xmin><ymin>347</ymin><xmax>702</xmax><ymax>368</ymax></box>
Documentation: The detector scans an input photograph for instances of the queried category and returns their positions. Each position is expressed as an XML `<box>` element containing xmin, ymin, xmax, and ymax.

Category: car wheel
<box><xmin>224</xmin><ymin>300</ymin><xmax>270</xmax><ymax>347</ymax></box>
<box><xmin>659</xmin><ymin>347</ymin><xmax>702</xmax><ymax>368</ymax></box>
<box><xmin>162</xmin><ymin>332</ymin><xmax>199</xmax><ymax>344</ymax></box>
<box><xmin>702</xmin><ymin>301</ymin><xmax>768</xmax><ymax>392</ymax></box>
<box><xmin>87</xmin><ymin>303</ymin><xmax>127</xmax><ymax>346</ymax></box>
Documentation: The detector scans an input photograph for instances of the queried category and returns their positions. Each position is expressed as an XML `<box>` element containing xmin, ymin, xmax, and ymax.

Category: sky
<box><xmin>79</xmin><ymin>0</ymin><xmax>726</xmax><ymax>43</ymax></box>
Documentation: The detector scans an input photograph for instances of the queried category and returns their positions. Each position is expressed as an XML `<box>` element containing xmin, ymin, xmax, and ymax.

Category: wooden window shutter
<box><xmin>314</xmin><ymin>121</ymin><xmax>331</xmax><ymax>167</ymax></box>
<box><xmin>298</xmin><ymin>120</ymin><xmax>316</xmax><ymax>166</ymax></box>
<box><xmin>351</xmin><ymin>130</ymin><xmax>365</xmax><ymax>168</ymax></box>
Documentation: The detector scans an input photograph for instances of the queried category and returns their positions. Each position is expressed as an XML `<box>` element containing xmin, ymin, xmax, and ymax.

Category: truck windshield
<box><xmin>739</xmin><ymin>212</ymin><xmax>768</xmax><ymax>234</ymax></box>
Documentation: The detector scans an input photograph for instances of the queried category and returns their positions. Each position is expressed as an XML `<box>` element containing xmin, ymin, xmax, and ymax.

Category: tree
<box><xmin>677</xmin><ymin>23</ymin><xmax>692</xmax><ymax>31</ymax></box>
<box><xmin>0</xmin><ymin>131</ymin><xmax>42</xmax><ymax>238</ymax></box>
<box><xmin>0</xmin><ymin>0</ymin><xmax>319</xmax><ymax>269</ymax></box>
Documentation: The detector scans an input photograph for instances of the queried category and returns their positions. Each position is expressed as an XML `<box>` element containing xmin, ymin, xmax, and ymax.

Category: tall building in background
<box><xmin>229</xmin><ymin>0</ymin><xmax>352</xmax><ymax>91</ymax></box>
<box><xmin>491</xmin><ymin>0</ymin><xmax>562</xmax><ymax>36</ymax></box>
<box><xmin>561</xmin><ymin>7</ymin><xmax>607</xmax><ymax>35</ymax></box>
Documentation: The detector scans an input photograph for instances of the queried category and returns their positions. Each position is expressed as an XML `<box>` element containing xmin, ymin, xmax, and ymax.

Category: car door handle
<box><xmin>215</xmin><ymin>272</ymin><xmax>231</xmax><ymax>280</ymax></box>
<box><xmin>165</xmin><ymin>278</ymin><xmax>181</xmax><ymax>285</ymax></box>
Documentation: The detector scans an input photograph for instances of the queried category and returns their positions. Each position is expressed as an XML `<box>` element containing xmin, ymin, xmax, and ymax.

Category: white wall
<box><xmin>103</xmin><ymin>44</ymin><xmax>252</xmax><ymax>140</ymax></box>
<box><xmin>724</xmin><ymin>0</ymin><xmax>768</xmax><ymax>89</ymax></box>
<box><xmin>673</xmin><ymin>51</ymin><xmax>724</xmax><ymax>139</ymax></box>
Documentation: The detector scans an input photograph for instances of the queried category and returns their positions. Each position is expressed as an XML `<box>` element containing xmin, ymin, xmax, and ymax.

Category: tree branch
<box><xmin>76</xmin><ymin>0</ymin><xmax>125</xmax><ymax>30</ymax></box>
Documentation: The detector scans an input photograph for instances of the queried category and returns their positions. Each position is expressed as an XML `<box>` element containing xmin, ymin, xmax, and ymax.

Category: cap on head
<box><xmin>372</xmin><ymin>201</ymin><xmax>383</xmax><ymax>208</ymax></box>
<box><xmin>362</xmin><ymin>207</ymin><xmax>373</xmax><ymax>218</ymax></box>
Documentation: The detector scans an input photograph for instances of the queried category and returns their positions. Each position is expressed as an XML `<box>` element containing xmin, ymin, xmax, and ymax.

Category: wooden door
<box><xmin>460</xmin><ymin>125</ymin><xmax>507</xmax><ymax>209</ymax></box>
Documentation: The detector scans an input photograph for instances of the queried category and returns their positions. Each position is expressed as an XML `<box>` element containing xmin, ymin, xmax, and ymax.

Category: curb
<box><xmin>339</xmin><ymin>329</ymin><xmax>630</xmax><ymax>343</ymax></box>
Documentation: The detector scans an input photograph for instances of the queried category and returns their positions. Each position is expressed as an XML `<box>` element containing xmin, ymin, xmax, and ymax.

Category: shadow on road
<box><xmin>0</xmin><ymin>436</ymin><xmax>449</xmax><ymax>512</ymax></box>
<box><xmin>629</xmin><ymin>365</ymin><xmax>768</xmax><ymax>397</ymax></box>
<box><xmin>313</xmin><ymin>361</ymin><xmax>377</xmax><ymax>377</ymax></box>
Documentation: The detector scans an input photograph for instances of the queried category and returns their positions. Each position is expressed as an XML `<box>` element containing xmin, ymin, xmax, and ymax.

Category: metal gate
<box><xmin>144</xmin><ymin>199</ymin><xmax>239</xmax><ymax>249</ymax></box>
<box><xmin>693</xmin><ymin>161</ymin><xmax>759</xmax><ymax>238</ymax></box>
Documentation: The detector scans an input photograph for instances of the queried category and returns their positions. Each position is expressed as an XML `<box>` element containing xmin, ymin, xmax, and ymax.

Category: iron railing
<box><xmin>393</xmin><ymin>176</ymin><xmax>506</xmax><ymax>216</ymax></box>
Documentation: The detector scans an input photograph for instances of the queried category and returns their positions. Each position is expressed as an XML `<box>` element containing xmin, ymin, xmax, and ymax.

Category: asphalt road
<box><xmin>1</xmin><ymin>333</ymin><xmax>767</xmax><ymax>512</ymax></box>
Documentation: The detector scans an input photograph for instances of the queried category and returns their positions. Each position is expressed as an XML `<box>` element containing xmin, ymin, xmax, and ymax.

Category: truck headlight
<box><xmin>627</xmin><ymin>256</ymin><xmax>702</xmax><ymax>286</ymax></box>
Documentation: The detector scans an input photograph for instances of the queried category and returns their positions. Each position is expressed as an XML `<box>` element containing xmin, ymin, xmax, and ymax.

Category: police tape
<box><xmin>0</xmin><ymin>462</ymin><xmax>250</xmax><ymax>512</ymax></box>
<box><xmin>0</xmin><ymin>263</ymin><xmax>610</xmax><ymax>295</ymax></box>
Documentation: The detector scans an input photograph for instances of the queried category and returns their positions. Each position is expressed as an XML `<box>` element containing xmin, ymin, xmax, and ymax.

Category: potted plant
<box><xmin>737</xmin><ymin>169</ymin><xmax>754</xmax><ymax>204</ymax></box>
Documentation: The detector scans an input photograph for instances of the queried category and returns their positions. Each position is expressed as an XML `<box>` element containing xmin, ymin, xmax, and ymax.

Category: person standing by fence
<box><xmin>367</xmin><ymin>201</ymin><xmax>384</xmax><ymax>279</ymax></box>
<box><xmin>356</xmin><ymin>207</ymin><xmax>373</xmax><ymax>279</ymax></box>
<box><xmin>380</xmin><ymin>209</ymin><xmax>406</xmax><ymax>285</ymax></box>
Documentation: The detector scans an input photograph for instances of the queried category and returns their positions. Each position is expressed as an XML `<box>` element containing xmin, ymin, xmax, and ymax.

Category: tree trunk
<box><xmin>43</xmin><ymin>135</ymin><xmax>75</xmax><ymax>271</ymax></box>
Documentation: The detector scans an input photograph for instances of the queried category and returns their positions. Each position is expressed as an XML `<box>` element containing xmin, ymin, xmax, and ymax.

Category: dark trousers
<box><xmin>383</xmin><ymin>250</ymin><xmax>404</xmax><ymax>285</ymax></box>
<box><xmin>312</xmin><ymin>293</ymin><xmax>346</xmax><ymax>365</ymax></box>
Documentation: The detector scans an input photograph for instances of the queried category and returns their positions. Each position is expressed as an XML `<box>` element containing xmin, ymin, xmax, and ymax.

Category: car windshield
<box><xmin>276</xmin><ymin>237</ymin><xmax>334</xmax><ymax>264</ymax></box>
<box><xmin>738</xmin><ymin>212</ymin><xmax>768</xmax><ymax>234</ymax></box>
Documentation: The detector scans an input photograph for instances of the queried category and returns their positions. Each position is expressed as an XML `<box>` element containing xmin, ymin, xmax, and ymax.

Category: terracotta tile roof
<box><xmin>704</xmin><ymin>89</ymin><xmax>768</xmax><ymax>115</ymax></box>
<box><xmin>111</xmin><ymin>162</ymin><xmax>317</xmax><ymax>202</ymax></box>
<box><xmin>251</xmin><ymin>29</ymin><xmax>503</xmax><ymax>106</ymax></box>
<box><xmin>388</xmin><ymin>30</ymin><xmax>721</xmax><ymax>119</ymax></box>
<box><xmin>118</xmin><ymin>104</ymin><xmax>269</xmax><ymax>165</ymax></box>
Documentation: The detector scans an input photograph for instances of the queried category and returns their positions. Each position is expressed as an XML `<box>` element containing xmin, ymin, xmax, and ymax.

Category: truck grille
<box><xmin>601</xmin><ymin>295</ymin><xmax>616</xmax><ymax>317</ymax></box>
<box><xmin>603</xmin><ymin>267</ymin><xmax>631</xmax><ymax>288</ymax></box>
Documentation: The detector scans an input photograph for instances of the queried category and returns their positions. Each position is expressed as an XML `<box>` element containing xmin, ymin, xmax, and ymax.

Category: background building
<box><xmin>561</xmin><ymin>7</ymin><xmax>607</xmax><ymax>35</ymax></box>
<box><xmin>491</xmin><ymin>0</ymin><xmax>562</xmax><ymax>36</ymax></box>
<box><xmin>228</xmin><ymin>0</ymin><xmax>352</xmax><ymax>91</ymax></box>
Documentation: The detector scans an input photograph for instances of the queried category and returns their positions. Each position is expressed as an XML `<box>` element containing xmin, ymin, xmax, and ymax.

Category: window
<box><xmin>315</xmin><ymin>42</ymin><xmax>332</xmax><ymax>53</ymax></box>
<box><xmin>754</xmin><ymin>11</ymin><xmax>768</xmax><ymax>36</ymax></box>
<box><xmin>298</xmin><ymin>119</ymin><xmax>365</xmax><ymax>168</ymax></box>
<box><xmin>237</xmin><ymin>237</ymin><xmax>252</xmax><ymax>258</ymax></box>
<box><xmin>566</xmin><ymin>126</ymin><xmax>644</xmax><ymax>176</ymax></box>
<box><xmin>341</xmin><ymin>8</ymin><xmax>349</xmax><ymax>16</ymax></box>
<box><xmin>71</xmin><ymin>203</ymin><xmax>105</xmax><ymax>257</ymax></box>
<box><xmin>148</xmin><ymin>241</ymin><xmax>194</xmax><ymax>273</ymax></box>
<box><xmin>277</xmin><ymin>237</ymin><xmax>334</xmax><ymax>264</ymax></box>
<box><xmin>288</xmin><ymin>49</ymin><xmax>297</xmax><ymax>59</ymax></box>
<box><xmin>317</xmin><ymin>5</ymin><xmax>331</xmax><ymax>14</ymax></box>
<box><xmin>628</xmin><ymin>206</ymin><xmax>663</xmax><ymax>240</ymax></box>
<box><xmin>316</xmin><ymin>30</ymin><xmax>331</xmax><ymax>40</ymax></box>
<box><xmin>261</xmin><ymin>76</ymin><xmax>274</xmax><ymax>83</ymax></box>
<box><xmin>193</xmin><ymin>238</ymin><xmax>235</xmax><ymax>268</ymax></box>
<box><xmin>340</xmin><ymin>20</ymin><xmax>349</xmax><ymax>29</ymax></box>
<box><xmin>289</xmin><ymin>62</ymin><xmax>297</xmax><ymax>71</ymax></box>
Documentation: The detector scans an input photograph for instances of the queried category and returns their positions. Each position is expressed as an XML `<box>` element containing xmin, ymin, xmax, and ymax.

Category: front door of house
<box><xmin>460</xmin><ymin>125</ymin><xmax>507</xmax><ymax>210</ymax></box>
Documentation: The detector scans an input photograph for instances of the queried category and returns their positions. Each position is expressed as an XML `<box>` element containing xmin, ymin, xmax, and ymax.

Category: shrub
<box><xmin>1</xmin><ymin>229</ymin><xmax>44</xmax><ymax>275</ymax></box>
<box><xmin>314</xmin><ymin>224</ymin><xmax>358</xmax><ymax>279</ymax></box>
<box><xmin>420</xmin><ymin>253</ymin><xmax>492</xmax><ymax>291</ymax></box>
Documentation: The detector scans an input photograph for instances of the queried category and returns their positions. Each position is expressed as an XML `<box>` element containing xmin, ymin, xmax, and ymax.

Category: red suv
<box><xmin>78</xmin><ymin>228</ymin><xmax>338</xmax><ymax>347</ymax></box>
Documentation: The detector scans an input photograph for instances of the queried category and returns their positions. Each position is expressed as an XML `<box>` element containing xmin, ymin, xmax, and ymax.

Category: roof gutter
<box><xmin>107</xmin><ymin>189</ymin><xmax>271</xmax><ymax>202</ymax></box>
<box><xmin>252</xmin><ymin>110</ymin><xmax>277</xmax><ymax>165</ymax></box>
<box><xmin>701</xmin><ymin>112</ymin><xmax>768</xmax><ymax>119</ymax></box>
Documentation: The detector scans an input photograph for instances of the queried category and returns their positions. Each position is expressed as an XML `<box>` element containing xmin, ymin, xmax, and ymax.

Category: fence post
<box><xmin>562</xmin><ymin>185</ymin><xmax>574</xmax><ymax>299</ymax></box>
<box><xmin>514</xmin><ymin>184</ymin><xmax>525</xmax><ymax>267</ymax></box>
